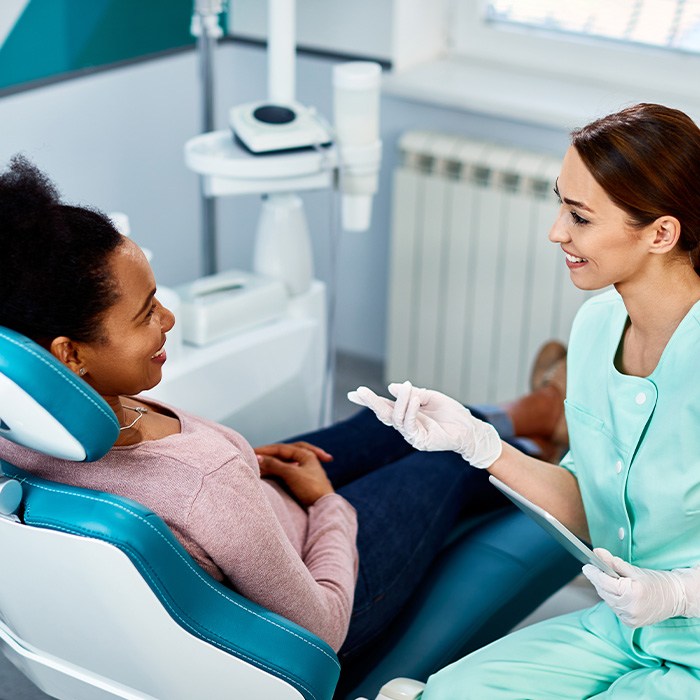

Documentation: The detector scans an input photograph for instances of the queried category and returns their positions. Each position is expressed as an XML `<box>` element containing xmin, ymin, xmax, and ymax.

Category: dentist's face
<box><xmin>548</xmin><ymin>146</ymin><xmax>652</xmax><ymax>292</ymax></box>
<box><xmin>78</xmin><ymin>238</ymin><xmax>175</xmax><ymax>399</ymax></box>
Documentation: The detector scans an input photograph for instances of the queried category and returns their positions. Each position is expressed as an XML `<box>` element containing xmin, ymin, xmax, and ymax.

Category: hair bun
<box><xmin>0</xmin><ymin>155</ymin><xmax>61</xmax><ymax>235</ymax></box>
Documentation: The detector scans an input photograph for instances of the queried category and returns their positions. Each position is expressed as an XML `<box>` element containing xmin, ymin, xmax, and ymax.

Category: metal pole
<box><xmin>197</xmin><ymin>27</ymin><xmax>217</xmax><ymax>276</ymax></box>
<box><xmin>192</xmin><ymin>1</ymin><xmax>224</xmax><ymax>276</ymax></box>
<box><xmin>320</xmin><ymin>185</ymin><xmax>341</xmax><ymax>427</ymax></box>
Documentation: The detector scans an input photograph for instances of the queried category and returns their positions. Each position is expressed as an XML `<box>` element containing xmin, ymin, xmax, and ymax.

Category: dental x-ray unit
<box><xmin>229</xmin><ymin>0</ymin><xmax>333</xmax><ymax>156</ymax></box>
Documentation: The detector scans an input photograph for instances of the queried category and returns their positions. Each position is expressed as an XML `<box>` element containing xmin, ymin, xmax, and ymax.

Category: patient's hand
<box><xmin>290</xmin><ymin>440</ymin><xmax>333</xmax><ymax>463</ymax></box>
<box><xmin>255</xmin><ymin>443</ymin><xmax>335</xmax><ymax>507</ymax></box>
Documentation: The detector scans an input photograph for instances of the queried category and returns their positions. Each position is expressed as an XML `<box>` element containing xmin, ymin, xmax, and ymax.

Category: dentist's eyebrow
<box><xmin>554</xmin><ymin>179</ymin><xmax>594</xmax><ymax>213</ymax></box>
<box><xmin>132</xmin><ymin>289</ymin><xmax>156</xmax><ymax>321</ymax></box>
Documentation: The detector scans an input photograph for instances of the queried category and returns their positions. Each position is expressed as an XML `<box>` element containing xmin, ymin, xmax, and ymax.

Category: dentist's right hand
<box><xmin>348</xmin><ymin>381</ymin><xmax>502</xmax><ymax>469</ymax></box>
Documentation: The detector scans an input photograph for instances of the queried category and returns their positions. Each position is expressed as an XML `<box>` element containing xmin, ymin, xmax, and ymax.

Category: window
<box><xmin>381</xmin><ymin>0</ymin><xmax>700</xmax><ymax>131</ymax></box>
<box><xmin>448</xmin><ymin>0</ymin><xmax>700</xmax><ymax>101</ymax></box>
<box><xmin>486</xmin><ymin>0</ymin><xmax>700</xmax><ymax>55</ymax></box>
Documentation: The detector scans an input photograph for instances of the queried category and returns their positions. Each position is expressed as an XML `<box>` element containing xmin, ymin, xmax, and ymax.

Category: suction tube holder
<box><xmin>333</xmin><ymin>62</ymin><xmax>383</xmax><ymax>231</ymax></box>
<box><xmin>337</xmin><ymin>140</ymin><xmax>382</xmax><ymax>231</ymax></box>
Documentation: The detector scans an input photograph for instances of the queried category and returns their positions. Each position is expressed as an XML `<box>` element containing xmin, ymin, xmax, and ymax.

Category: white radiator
<box><xmin>386</xmin><ymin>131</ymin><xmax>592</xmax><ymax>404</ymax></box>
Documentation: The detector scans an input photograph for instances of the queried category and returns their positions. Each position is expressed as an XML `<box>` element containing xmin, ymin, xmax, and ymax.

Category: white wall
<box><xmin>0</xmin><ymin>42</ymin><xmax>570</xmax><ymax>361</ymax></box>
<box><xmin>0</xmin><ymin>51</ymin><xmax>202</xmax><ymax>287</ymax></box>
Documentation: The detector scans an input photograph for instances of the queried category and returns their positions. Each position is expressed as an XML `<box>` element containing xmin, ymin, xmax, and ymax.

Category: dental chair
<box><xmin>0</xmin><ymin>326</ymin><xmax>580</xmax><ymax>700</ymax></box>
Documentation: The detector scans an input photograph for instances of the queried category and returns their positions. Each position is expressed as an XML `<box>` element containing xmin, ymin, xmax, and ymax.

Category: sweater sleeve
<box><xmin>186</xmin><ymin>456</ymin><xmax>358</xmax><ymax>651</ymax></box>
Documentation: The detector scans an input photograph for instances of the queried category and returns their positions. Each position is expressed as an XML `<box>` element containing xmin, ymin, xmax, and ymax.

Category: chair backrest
<box><xmin>0</xmin><ymin>326</ymin><xmax>340</xmax><ymax>700</ymax></box>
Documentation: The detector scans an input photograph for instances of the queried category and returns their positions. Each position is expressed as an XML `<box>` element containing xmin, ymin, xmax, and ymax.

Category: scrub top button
<box><xmin>635</xmin><ymin>392</ymin><xmax>647</xmax><ymax>405</ymax></box>
<box><xmin>618</xmin><ymin>527</ymin><xmax>625</xmax><ymax>540</ymax></box>
<box><xmin>615</xmin><ymin>460</ymin><xmax>623</xmax><ymax>474</ymax></box>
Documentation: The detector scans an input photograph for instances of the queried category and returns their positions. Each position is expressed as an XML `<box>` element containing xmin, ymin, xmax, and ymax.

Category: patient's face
<box><xmin>78</xmin><ymin>238</ymin><xmax>175</xmax><ymax>400</ymax></box>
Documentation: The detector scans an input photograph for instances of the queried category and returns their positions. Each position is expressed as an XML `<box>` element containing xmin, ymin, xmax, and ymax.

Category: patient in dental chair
<box><xmin>0</xmin><ymin>156</ymin><xmax>567</xmax><ymax>660</ymax></box>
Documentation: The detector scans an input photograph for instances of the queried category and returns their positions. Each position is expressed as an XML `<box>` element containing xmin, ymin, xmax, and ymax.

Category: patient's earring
<box><xmin>78</xmin><ymin>368</ymin><xmax>87</xmax><ymax>376</ymax></box>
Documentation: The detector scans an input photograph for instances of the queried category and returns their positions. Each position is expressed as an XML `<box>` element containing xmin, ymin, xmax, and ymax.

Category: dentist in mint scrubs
<box><xmin>350</xmin><ymin>103</ymin><xmax>700</xmax><ymax>697</ymax></box>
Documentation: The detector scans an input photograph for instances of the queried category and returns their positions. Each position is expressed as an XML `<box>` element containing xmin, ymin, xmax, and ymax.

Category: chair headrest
<box><xmin>0</xmin><ymin>327</ymin><xmax>119</xmax><ymax>461</ymax></box>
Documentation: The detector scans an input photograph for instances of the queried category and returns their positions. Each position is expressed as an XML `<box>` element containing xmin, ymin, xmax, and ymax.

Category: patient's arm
<box><xmin>186</xmin><ymin>454</ymin><xmax>359</xmax><ymax>651</ymax></box>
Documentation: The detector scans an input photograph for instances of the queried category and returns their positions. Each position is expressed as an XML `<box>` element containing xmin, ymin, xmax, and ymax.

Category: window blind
<box><xmin>486</xmin><ymin>0</ymin><xmax>700</xmax><ymax>54</ymax></box>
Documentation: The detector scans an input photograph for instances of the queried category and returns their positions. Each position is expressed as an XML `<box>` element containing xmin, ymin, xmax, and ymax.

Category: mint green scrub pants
<box><xmin>421</xmin><ymin>602</ymin><xmax>700</xmax><ymax>699</ymax></box>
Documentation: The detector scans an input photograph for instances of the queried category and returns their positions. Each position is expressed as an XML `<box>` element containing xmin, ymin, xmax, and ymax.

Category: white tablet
<box><xmin>489</xmin><ymin>475</ymin><xmax>619</xmax><ymax>578</ymax></box>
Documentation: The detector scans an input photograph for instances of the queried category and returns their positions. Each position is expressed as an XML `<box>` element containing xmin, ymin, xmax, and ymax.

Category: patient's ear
<box><xmin>50</xmin><ymin>337</ymin><xmax>84</xmax><ymax>374</ymax></box>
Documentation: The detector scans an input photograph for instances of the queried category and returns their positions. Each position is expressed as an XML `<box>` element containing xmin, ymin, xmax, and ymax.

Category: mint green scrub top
<box><xmin>422</xmin><ymin>290</ymin><xmax>700</xmax><ymax>699</ymax></box>
<box><xmin>562</xmin><ymin>289</ymin><xmax>700</xmax><ymax>572</ymax></box>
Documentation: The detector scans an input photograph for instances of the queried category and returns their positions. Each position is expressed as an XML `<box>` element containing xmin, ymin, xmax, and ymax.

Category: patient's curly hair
<box><xmin>0</xmin><ymin>155</ymin><xmax>123</xmax><ymax>346</ymax></box>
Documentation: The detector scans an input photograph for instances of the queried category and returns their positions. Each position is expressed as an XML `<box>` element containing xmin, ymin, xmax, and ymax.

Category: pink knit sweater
<box><xmin>0</xmin><ymin>399</ymin><xmax>359</xmax><ymax>650</ymax></box>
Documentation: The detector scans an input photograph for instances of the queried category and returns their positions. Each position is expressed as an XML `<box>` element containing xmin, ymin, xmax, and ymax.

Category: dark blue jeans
<box><xmin>290</xmin><ymin>406</ymin><xmax>532</xmax><ymax>659</ymax></box>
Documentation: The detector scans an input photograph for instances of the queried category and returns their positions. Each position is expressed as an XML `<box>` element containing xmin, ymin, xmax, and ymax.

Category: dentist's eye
<box><xmin>571</xmin><ymin>211</ymin><xmax>589</xmax><ymax>225</ymax></box>
<box><xmin>553</xmin><ymin>186</ymin><xmax>562</xmax><ymax>204</ymax></box>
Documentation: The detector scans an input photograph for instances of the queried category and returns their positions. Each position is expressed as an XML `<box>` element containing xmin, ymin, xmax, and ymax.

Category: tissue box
<box><xmin>176</xmin><ymin>270</ymin><xmax>287</xmax><ymax>346</ymax></box>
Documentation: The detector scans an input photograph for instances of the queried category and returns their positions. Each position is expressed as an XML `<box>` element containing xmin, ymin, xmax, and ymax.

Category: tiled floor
<box><xmin>0</xmin><ymin>352</ymin><xmax>597</xmax><ymax>699</ymax></box>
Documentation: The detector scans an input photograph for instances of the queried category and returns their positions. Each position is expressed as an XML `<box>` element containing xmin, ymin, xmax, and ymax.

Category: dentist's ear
<box><xmin>649</xmin><ymin>215</ymin><xmax>681</xmax><ymax>255</ymax></box>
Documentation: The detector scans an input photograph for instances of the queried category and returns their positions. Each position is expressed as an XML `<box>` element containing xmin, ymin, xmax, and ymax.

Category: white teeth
<box><xmin>151</xmin><ymin>344</ymin><xmax>165</xmax><ymax>359</ymax></box>
<box><xmin>565</xmin><ymin>253</ymin><xmax>587</xmax><ymax>263</ymax></box>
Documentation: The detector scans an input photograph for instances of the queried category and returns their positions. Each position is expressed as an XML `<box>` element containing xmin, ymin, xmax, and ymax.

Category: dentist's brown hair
<box><xmin>572</xmin><ymin>103</ymin><xmax>700</xmax><ymax>273</ymax></box>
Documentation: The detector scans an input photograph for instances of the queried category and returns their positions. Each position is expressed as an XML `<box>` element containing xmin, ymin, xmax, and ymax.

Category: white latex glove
<box><xmin>583</xmin><ymin>547</ymin><xmax>700</xmax><ymax>628</ymax></box>
<box><xmin>347</xmin><ymin>381</ymin><xmax>502</xmax><ymax>469</ymax></box>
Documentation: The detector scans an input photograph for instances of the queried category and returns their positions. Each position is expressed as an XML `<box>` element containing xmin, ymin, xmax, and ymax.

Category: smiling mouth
<box><xmin>565</xmin><ymin>252</ymin><xmax>588</xmax><ymax>264</ymax></box>
<box><xmin>151</xmin><ymin>343</ymin><xmax>166</xmax><ymax>359</ymax></box>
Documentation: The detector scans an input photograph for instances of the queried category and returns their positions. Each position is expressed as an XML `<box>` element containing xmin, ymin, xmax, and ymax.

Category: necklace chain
<box><xmin>120</xmin><ymin>405</ymin><xmax>148</xmax><ymax>431</ymax></box>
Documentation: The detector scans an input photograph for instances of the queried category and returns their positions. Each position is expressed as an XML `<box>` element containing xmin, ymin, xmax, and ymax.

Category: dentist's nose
<box><xmin>548</xmin><ymin>211</ymin><xmax>570</xmax><ymax>245</ymax></box>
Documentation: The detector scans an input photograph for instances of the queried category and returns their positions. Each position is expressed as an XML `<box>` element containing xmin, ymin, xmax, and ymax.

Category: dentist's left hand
<box><xmin>583</xmin><ymin>548</ymin><xmax>700</xmax><ymax>628</ymax></box>
<box><xmin>348</xmin><ymin>381</ymin><xmax>502</xmax><ymax>469</ymax></box>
